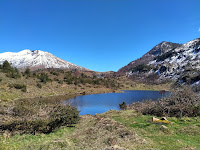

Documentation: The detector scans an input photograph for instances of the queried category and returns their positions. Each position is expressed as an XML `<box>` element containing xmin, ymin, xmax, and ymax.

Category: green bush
<box><xmin>32</xmin><ymin>72</ymin><xmax>37</xmax><ymax>77</ymax></box>
<box><xmin>58</xmin><ymin>80</ymin><xmax>63</xmax><ymax>84</ymax></box>
<box><xmin>13</xmin><ymin>83</ymin><xmax>26</xmax><ymax>89</ymax></box>
<box><xmin>155</xmin><ymin>50</ymin><xmax>177</xmax><ymax>62</ymax></box>
<box><xmin>2</xmin><ymin>60</ymin><xmax>12</xmax><ymax>72</ymax></box>
<box><xmin>6</xmin><ymin>70</ymin><xmax>21</xmax><ymax>79</ymax></box>
<box><xmin>130</xmin><ymin>64</ymin><xmax>151</xmax><ymax>73</ymax></box>
<box><xmin>24</xmin><ymin>68</ymin><xmax>31</xmax><ymax>77</ymax></box>
<box><xmin>1</xmin><ymin>61</ymin><xmax>21</xmax><ymax>78</ymax></box>
<box><xmin>37</xmin><ymin>83</ymin><xmax>42</xmax><ymax>88</ymax></box>
<box><xmin>119</xmin><ymin>102</ymin><xmax>127</xmax><ymax>110</ymax></box>
<box><xmin>21</xmin><ymin>86</ymin><xmax>27</xmax><ymax>92</ymax></box>
<box><xmin>49</xmin><ymin>105</ymin><xmax>80</xmax><ymax>127</ymax></box>
<box><xmin>38</xmin><ymin>73</ymin><xmax>49</xmax><ymax>83</ymax></box>
<box><xmin>9</xmin><ymin>83</ymin><xmax>27</xmax><ymax>92</ymax></box>
<box><xmin>50</xmin><ymin>71</ymin><xmax>59</xmax><ymax>76</ymax></box>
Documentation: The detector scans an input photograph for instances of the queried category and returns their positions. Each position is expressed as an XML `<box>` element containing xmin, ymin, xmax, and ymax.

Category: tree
<box><xmin>2</xmin><ymin>61</ymin><xmax>21</xmax><ymax>78</ymax></box>
<box><xmin>2</xmin><ymin>60</ymin><xmax>12</xmax><ymax>72</ymax></box>
<box><xmin>24</xmin><ymin>68</ymin><xmax>31</xmax><ymax>77</ymax></box>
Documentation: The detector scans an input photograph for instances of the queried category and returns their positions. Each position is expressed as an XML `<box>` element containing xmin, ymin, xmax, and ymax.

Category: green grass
<box><xmin>0</xmin><ymin>127</ymin><xmax>74</xmax><ymax>150</ymax></box>
<box><xmin>1</xmin><ymin>110</ymin><xmax>199</xmax><ymax>150</ymax></box>
<box><xmin>109</xmin><ymin>110</ymin><xmax>200</xmax><ymax>150</ymax></box>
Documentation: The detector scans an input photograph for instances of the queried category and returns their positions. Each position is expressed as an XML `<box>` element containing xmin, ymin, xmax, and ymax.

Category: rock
<box><xmin>160</xmin><ymin>125</ymin><xmax>171</xmax><ymax>133</ymax></box>
<box><xmin>160</xmin><ymin>125</ymin><xmax>168</xmax><ymax>130</ymax></box>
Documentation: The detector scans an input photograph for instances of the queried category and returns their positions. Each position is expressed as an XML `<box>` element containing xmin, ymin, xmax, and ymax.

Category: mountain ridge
<box><xmin>0</xmin><ymin>49</ymin><xmax>89</xmax><ymax>71</ymax></box>
<box><xmin>117</xmin><ymin>41</ymin><xmax>182</xmax><ymax>75</ymax></box>
<box><xmin>117</xmin><ymin>38</ymin><xmax>200</xmax><ymax>87</ymax></box>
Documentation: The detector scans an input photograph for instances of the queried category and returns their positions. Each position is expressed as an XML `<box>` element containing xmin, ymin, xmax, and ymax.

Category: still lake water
<box><xmin>66</xmin><ymin>90</ymin><xmax>168</xmax><ymax>115</ymax></box>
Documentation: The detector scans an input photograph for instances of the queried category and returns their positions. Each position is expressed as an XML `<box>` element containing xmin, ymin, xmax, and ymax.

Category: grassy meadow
<box><xmin>1</xmin><ymin>110</ymin><xmax>199</xmax><ymax>150</ymax></box>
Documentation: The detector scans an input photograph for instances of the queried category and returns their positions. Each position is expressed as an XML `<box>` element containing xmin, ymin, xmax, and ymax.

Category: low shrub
<box><xmin>9</xmin><ymin>83</ymin><xmax>27</xmax><ymax>92</ymax></box>
<box><xmin>155</xmin><ymin>50</ymin><xmax>177</xmax><ymax>62</ymax></box>
<box><xmin>24</xmin><ymin>68</ymin><xmax>31</xmax><ymax>77</ymax></box>
<box><xmin>38</xmin><ymin>73</ymin><xmax>49</xmax><ymax>83</ymax></box>
<box><xmin>0</xmin><ymin>99</ymin><xmax>80</xmax><ymax>134</ymax></box>
<box><xmin>128</xmin><ymin>86</ymin><xmax>200</xmax><ymax>117</ymax></box>
<box><xmin>119</xmin><ymin>102</ymin><xmax>127</xmax><ymax>110</ymax></box>
<box><xmin>130</xmin><ymin>64</ymin><xmax>151</xmax><ymax>73</ymax></box>
<box><xmin>36</xmin><ymin>83</ymin><xmax>42</xmax><ymax>88</ymax></box>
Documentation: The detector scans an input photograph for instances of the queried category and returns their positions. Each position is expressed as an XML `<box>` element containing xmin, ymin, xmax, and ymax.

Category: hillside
<box><xmin>0</xmin><ymin>50</ymin><xmax>88</xmax><ymax>71</ymax></box>
<box><xmin>117</xmin><ymin>41</ymin><xmax>182</xmax><ymax>76</ymax></box>
<box><xmin>0</xmin><ymin>65</ymin><xmax>120</xmax><ymax>101</ymax></box>
<box><xmin>117</xmin><ymin>38</ymin><xmax>200</xmax><ymax>90</ymax></box>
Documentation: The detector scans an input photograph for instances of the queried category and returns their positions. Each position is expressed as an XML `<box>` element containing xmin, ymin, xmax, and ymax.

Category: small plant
<box><xmin>119</xmin><ymin>102</ymin><xmax>127</xmax><ymax>110</ymax></box>
<box><xmin>2</xmin><ymin>60</ymin><xmax>12</xmax><ymax>72</ymax></box>
<box><xmin>32</xmin><ymin>72</ymin><xmax>37</xmax><ymax>77</ymax></box>
<box><xmin>21</xmin><ymin>86</ymin><xmax>27</xmax><ymax>92</ymax></box>
<box><xmin>9</xmin><ymin>83</ymin><xmax>27</xmax><ymax>92</ymax></box>
<box><xmin>38</xmin><ymin>73</ymin><xmax>49</xmax><ymax>83</ymax></box>
<box><xmin>130</xmin><ymin>64</ymin><xmax>151</xmax><ymax>73</ymax></box>
<box><xmin>24</xmin><ymin>68</ymin><xmax>31</xmax><ymax>77</ymax></box>
<box><xmin>58</xmin><ymin>80</ymin><xmax>63</xmax><ymax>84</ymax></box>
<box><xmin>50</xmin><ymin>71</ymin><xmax>59</xmax><ymax>76</ymax></box>
<box><xmin>36</xmin><ymin>83</ymin><xmax>42</xmax><ymax>88</ymax></box>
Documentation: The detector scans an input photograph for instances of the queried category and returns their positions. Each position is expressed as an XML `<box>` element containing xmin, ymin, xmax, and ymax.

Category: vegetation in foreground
<box><xmin>0</xmin><ymin>98</ymin><xmax>79</xmax><ymax>135</ymax></box>
<box><xmin>1</xmin><ymin>109</ymin><xmax>200</xmax><ymax>150</ymax></box>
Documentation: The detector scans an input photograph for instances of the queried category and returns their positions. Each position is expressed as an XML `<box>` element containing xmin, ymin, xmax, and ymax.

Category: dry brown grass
<box><xmin>70</xmin><ymin>114</ymin><xmax>146</xmax><ymax>150</ymax></box>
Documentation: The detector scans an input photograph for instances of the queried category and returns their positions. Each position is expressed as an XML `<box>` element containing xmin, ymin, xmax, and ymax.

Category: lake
<box><xmin>66</xmin><ymin>90</ymin><xmax>168</xmax><ymax>115</ymax></box>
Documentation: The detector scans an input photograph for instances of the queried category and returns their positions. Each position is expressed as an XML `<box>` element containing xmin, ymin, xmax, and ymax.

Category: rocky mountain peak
<box><xmin>116</xmin><ymin>41</ymin><xmax>182</xmax><ymax>75</ymax></box>
<box><xmin>117</xmin><ymin>38</ymin><xmax>200</xmax><ymax>87</ymax></box>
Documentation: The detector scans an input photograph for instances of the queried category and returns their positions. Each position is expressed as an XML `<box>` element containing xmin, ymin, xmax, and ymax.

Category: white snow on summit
<box><xmin>148</xmin><ymin>38</ymin><xmax>200</xmax><ymax>80</ymax></box>
<box><xmin>0</xmin><ymin>49</ymin><xmax>88</xmax><ymax>70</ymax></box>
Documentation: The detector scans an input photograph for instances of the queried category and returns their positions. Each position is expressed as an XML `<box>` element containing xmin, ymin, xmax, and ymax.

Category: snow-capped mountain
<box><xmin>149</xmin><ymin>38</ymin><xmax>200</xmax><ymax>80</ymax></box>
<box><xmin>117</xmin><ymin>38</ymin><xmax>200</xmax><ymax>86</ymax></box>
<box><xmin>0</xmin><ymin>49</ymin><xmax>88</xmax><ymax>71</ymax></box>
<box><xmin>117</xmin><ymin>41</ymin><xmax>182</xmax><ymax>75</ymax></box>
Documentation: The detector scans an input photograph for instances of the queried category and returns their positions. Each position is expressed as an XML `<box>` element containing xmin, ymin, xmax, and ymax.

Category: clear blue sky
<box><xmin>0</xmin><ymin>0</ymin><xmax>200</xmax><ymax>72</ymax></box>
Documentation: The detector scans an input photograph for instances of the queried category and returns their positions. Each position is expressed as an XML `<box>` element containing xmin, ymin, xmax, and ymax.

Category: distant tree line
<box><xmin>0</xmin><ymin>60</ymin><xmax>120</xmax><ymax>90</ymax></box>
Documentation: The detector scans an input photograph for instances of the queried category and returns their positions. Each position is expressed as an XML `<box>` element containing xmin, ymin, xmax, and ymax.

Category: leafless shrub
<box><xmin>128</xmin><ymin>86</ymin><xmax>200</xmax><ymax>117</ymax></box>
<box><xmin>0</xmin><ymin>98</ymin><xmax>79</xmax><ymax>135</ymax></box>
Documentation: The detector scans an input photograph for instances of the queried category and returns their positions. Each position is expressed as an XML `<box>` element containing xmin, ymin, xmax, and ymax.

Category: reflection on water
<box><xmin>65</xmin><ymin>90</ymin><xmax>169</xmax><ymax>115</ymax></box>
